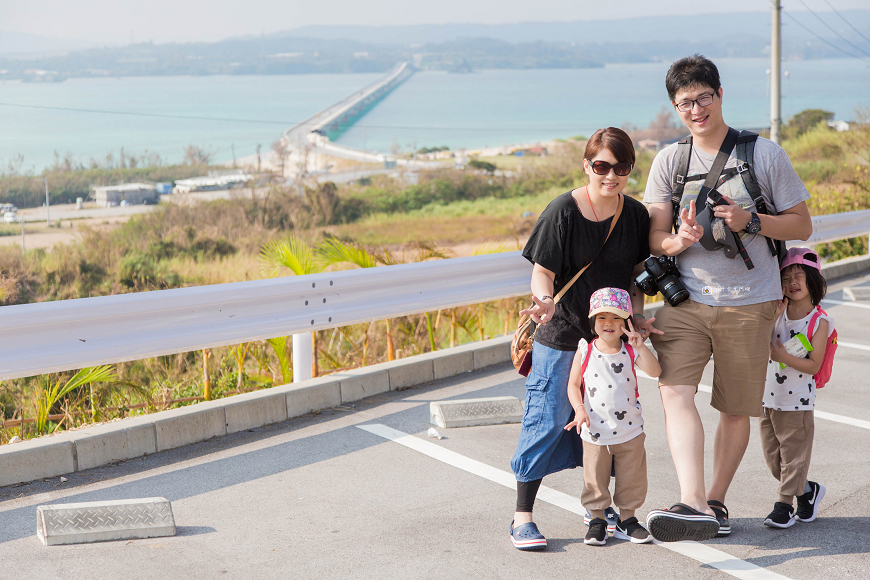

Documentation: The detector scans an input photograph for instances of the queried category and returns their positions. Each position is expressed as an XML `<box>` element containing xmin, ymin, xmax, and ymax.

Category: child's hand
<box><xmin>621</xmin><ymin>317</ymin><xmax>646</xmax><ymax>349</ymax></box>
<box><xmin>564</xmin><ymin>407</ymin><xmax>589</xmax><ymax>434</ymax></box>
<box><xmin>776</xmin><ymin>295</ymin><xmax>788</xmax><ymax>318</ymax></box>
<box><xmin>770</xmin><ymin>339</ymin><xmax>788</xmax><ymax>364</ymax></box>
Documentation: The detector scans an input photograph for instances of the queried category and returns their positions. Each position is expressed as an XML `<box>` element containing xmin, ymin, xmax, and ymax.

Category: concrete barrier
<box><xmin>821</xmin><ymin>254</ymin><xmax>870</xmax><ymax>282</ymax></box>
<box><xmin>0</xmin><ymin>335</ymin><xmax>512</xmax><ymax>488</ymax></box>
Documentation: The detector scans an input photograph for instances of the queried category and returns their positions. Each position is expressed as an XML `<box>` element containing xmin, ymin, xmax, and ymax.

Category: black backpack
<box><xmin>670</xmin><ymin>130</ymin><xmax>783</xmax><ymax>260</ymax></box>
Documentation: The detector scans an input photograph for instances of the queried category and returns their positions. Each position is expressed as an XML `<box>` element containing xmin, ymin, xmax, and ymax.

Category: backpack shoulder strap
<box><xmin>807</xmin><ymin>307</ymin><xmax>825</xmax><ymax>340</ymax></box>
<box><xmin>624</xmin><ymin>343</ymin><xmax>640</xmax><ymax>398</ymax></box>
<box><xmin>736</xmin><ymin>131</ymin><xmax>767</xmax><ymax>214</ymax></box>
<box><xmin>671</xmin><ymin>136</ymin><xmax>693</xmax><ymax>233</ymax></box>
<box><xmin>736</xmin><ymin>130</ymin><xmax>780</xmax><ymax>258</ymax></box>
<box><xmin>579</xmin><ymin>340</ymin><xmax>595</xmax><ymax>401</ymax></box>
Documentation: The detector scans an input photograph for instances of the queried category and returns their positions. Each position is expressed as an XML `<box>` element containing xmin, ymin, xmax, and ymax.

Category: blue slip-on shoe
<box><xmin>510</xmin><ymin>520</ymin><xmax>547</xmax><ymax>551</ymax></box>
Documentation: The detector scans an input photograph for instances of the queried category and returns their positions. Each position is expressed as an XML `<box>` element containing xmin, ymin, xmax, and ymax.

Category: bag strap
<box><xmin>697</xmin><ymin>127</ymin><xmax>740</xmax><ymax>208</ymax></box>
<box><xmin>554</xmin><ymin>193</ymin><xmax>625</xmax><ymax>304</ymax></box>
<box><xmin>807</xmin><ymin>306</ymin><xmax>827</xmax><ymax>341</ymax></box>
<box><xmin>579</xmin><ymin>340</ymin><xmax>595</xmax><ymax>401</ymax></box>
<box><xmin>625</xmin><ymin>343</ymin><xmax>640</xmax><ymax>398</ymax></box>
<box><xmin>671</xmin><ymin>136</ymin><xmax>693</xmax><ymax>233</ymax></box>
<box><xmin>736</xmin><ymin>130</ymin><xmax>780</xmax><ymax>258</ymax></box>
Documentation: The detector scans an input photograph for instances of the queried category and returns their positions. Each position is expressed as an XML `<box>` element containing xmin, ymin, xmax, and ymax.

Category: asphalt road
<box><xmin>1</xmin><ymin>272</ymin><xmax>868</xmax><ymax>580</ymax></box>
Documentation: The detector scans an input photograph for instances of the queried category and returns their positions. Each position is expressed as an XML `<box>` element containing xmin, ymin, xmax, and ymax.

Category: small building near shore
<box><xmin>91</xmin><ymin>183</ymin><xmax>159</xmax><ymax>207</ymax></box>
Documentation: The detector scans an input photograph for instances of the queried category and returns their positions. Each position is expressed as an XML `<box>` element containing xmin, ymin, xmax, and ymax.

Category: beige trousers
<box><xmin>760</xmin><ymin>408</ymin><xmax>815</xmax><ymax>504</ymax></box>
<box><xmin>581</xmin><ymin>432</ymin><xmax>647</xmax><ymax>520</ymax></box>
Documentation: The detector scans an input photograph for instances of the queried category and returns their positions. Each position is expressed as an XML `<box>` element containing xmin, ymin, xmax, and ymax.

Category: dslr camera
<box><xmin>634</xmin><ymin>255</ymin><xmax>689</xmax><ymax>307</ymax></box>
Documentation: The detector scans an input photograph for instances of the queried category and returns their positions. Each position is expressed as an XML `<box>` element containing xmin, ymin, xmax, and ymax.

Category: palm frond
<box><xmin>259</xmin><ymin>238</ymin><xmax>321</xmax><ymax>278</ymax></box>
<box><xmin>471</xmin><ymin>241</ymin><xmax>510</xmax><ymax>256</ymax></box>
<box><xmin>317</xmin><ymin>238</ymin><xmax>378</xmax><ymax>269</ymax></box>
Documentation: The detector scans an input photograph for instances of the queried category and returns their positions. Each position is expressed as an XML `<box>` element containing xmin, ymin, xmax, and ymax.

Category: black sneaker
<box><xmin>584</xmin><ymin>506</ymin><xmax>618</xmax><ymax>534</ymax></box>
<box><xmin>763</xmin><ymin>502</ymin><xmax>795</xmax><ymax>528</ymax></box>
<box><xmin>707</xmin><ymin>500</ymin><xmax>731</xmax><ymax>537</ymax></box>
<box><xmin>795</xmin><ymin>481</ymin><xmax>825</xmax><ymax>522</ymax></box>
<box><xmin>613</xmin><ymin>517</ymin><xmax>652</xmax><ymax>544</ymax></box>
<box><xmin>584</xmin><ymin>518</ymin><xmax>608</xmax><ymax>546</ymax></box>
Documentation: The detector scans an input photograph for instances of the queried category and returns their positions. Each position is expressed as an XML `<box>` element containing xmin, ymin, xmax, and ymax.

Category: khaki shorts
<box><xmin>650</xmin><ymin>299</ymin><xmax>778</xmax><ymax>417</ymax></box>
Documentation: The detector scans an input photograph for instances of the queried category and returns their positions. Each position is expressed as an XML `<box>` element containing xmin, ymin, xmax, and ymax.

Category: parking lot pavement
<box><xmin>1</xmin><ymin>273</ymin><xmax>869</xmax><ymax>579</ymax></box>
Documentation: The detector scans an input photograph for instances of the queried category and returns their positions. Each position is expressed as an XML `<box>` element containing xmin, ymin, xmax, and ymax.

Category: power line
<box><xmin>782</xmin><ymin>9</ymin><xmax>870</xmax><ymax>62</ymax></box>
<box><xmin>0</xmin><ymin>101</ymin><xmax>587</xmax><ymax>133</ymax></box>
<box><xmin>791</xmin><ymin>0</ymin><xmax>870</xmax><ymax>59</ymax></box>
<box><xmin>822</xmin><ymin>0</ymin><xmax>870</xmax><ymax>48</ymax></box>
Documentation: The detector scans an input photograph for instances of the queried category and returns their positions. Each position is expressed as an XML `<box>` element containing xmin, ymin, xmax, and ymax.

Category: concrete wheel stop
<box><xmin>429</xmin><ymin>396</ymin><xmax>524</xmax><ymax>428</ymax></box>
<box><xmin>36</xmin><ymin>497</ymin><xmax>176</xmax><ymax>546</ymax></box>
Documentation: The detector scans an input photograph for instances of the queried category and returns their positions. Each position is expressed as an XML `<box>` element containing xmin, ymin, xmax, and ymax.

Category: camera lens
<box><xmin>660</xmin><ymin>275</ymin><xmax>689</xmax><ymax>306</ymax></box>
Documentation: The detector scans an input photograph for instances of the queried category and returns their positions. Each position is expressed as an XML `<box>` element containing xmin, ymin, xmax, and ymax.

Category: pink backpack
<box><xmin>807</xmin><ymin>306</ymin><xmax>837</xmax><ymax>389</ymax></box>
<box><xmin>580</xmin><ymin>341</ymin><xmax>638</xmax><ymax>400</ymax></box>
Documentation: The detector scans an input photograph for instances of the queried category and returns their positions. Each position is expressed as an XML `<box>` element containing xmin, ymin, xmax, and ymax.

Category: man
<box><xmin>643</xmin><ymin>55</ymin><xmax>813</xmax><ymax>542</ymax></box>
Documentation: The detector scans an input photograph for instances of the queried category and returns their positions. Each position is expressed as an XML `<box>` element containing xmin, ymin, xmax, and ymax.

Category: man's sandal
<box><xmin>646</xmin><ymin>503</ymin><xmax>720</xmax><ymax>543</ymax></box>
<box><xmin>707</xmin><ymin>500</ymin><xmax>731</xmax><ymax>537</ymax></box>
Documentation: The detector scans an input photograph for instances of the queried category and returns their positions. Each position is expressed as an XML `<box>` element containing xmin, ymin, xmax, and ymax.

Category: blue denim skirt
<box><xmin>511</xmin><ymin>342</ymin><xmax>584</xmax><ymax>482</ymax></box>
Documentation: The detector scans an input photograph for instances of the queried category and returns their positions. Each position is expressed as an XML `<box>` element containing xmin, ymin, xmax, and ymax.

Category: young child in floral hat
<box><xmin>565</xmin><ymin>287</ymin><xmax>661</xmax><ymax>546</ymax></box>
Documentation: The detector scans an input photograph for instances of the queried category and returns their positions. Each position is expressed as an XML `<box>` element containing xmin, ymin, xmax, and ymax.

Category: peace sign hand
<box><xmin>621</xmin><ymin>317</ymin><xmax>646</xmax><ymax>349</ymax></box>
<box><xmin>676</xmin><ymin>200</ymin><xmax>703</xmax><ymax>251</ymax></box>
<box><xmin>519</xmin><ymin>295</ymin><xmax>555</xmax><ymax>325</ymax></box>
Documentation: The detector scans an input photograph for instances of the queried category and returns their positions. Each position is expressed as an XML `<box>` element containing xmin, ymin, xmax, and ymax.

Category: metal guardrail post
<box><xmin>292</xmin><ymin>332</ymin><xmax>313</xmax><ymax>383</ymax></box>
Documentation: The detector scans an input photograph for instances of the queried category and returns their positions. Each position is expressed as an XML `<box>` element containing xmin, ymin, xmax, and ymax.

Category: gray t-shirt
<box><xmin>644</xmin><ymin>136</ymin><xmax>810</xmax><ymax>306</ymax></box>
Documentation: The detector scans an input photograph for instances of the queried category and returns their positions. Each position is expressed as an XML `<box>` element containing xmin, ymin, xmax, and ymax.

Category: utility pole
<box><xmin>770</xmin><ymin>0</ymin><xmax>782</xmax><ymax>145</ymax></box>
<box><xmin>44</xmin><ymin>177</ymin><xmax>50</xmax><ymax>226</ymax></box>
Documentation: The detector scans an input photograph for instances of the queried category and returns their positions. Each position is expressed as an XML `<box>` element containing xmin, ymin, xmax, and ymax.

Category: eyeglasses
<box><xmin>674</xmin><ymin>92</ymin><xmax>715</xmax><ymax>112</ymax></box>
<box><xmin>589</xmin><ymin>160</ymin><xmax>633</xmax><ymax>176</ymax></box>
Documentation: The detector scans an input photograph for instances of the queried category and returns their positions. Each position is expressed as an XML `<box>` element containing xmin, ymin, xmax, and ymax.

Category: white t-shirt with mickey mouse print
<box><xmin>763</xmin><ymin>309</ymin><xmax>834</xmax><ymax>411</ymax></box>
<box><xmin>578</xmin><ymin>338</ymin><xmax>643</xmax><ymax>446</ymax></box>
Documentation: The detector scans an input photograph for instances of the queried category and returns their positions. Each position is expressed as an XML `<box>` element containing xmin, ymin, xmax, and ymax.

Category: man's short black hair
<box><xmin>666</xmin><ymin>54</ymin><xmax>721</xmax><ymax>102</ymax></box>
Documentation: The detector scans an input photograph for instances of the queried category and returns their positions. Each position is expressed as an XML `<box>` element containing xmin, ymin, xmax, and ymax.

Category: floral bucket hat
<box><xmin>589</xmin><ymin>287</ymin><xmax>633</xmax><ymax>320</ymax></box>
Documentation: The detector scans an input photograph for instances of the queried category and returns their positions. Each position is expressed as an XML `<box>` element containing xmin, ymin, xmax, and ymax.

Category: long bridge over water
<box><xmin>281</xmin><ymin>61</ymin><xmax>444</xmax><ymax>171</ymax></box>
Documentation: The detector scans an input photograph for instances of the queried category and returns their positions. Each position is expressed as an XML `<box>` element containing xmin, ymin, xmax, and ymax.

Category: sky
<box><xmin>2</xmin><ymin>0</ymin><xmax>868</xmax><ymax>46</ymax></box>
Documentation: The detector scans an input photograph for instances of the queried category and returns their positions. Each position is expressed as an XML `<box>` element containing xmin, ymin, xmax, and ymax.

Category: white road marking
<box><xmin>358</xmin><ymin>423</ymin><xmax>794</xmax><ymax>580</ymax></box>
<box><xmin>838</xmin><ymin>341</ymin><xmax>870</xmax><ymax>352</ymax></box>
<box><xmin>635</xmin><ymin>372</ymin><xmax>870</xmax><ymax>431</ymax></box>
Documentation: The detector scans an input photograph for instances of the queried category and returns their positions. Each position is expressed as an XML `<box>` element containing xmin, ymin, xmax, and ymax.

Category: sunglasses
<box><xmin>589</xmin><ymin>160</ymin><xmax>633</xmax><ymax>177</ymax></box>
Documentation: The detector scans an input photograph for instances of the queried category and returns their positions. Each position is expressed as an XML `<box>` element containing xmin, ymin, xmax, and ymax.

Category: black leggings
<box><xmin>515</xmin><ymin>456</ymin><xmax>615</xmax><ymax>512</ymax></box>
<box><xmin>516</xmin><ymin>479</ymin><xmax>543</xmax><ymax>513</ymax></box>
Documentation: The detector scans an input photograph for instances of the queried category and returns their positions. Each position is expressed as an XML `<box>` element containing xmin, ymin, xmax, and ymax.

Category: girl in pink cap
<box><xmin>564</xmin><ymin>287</ymin><xmax>661</xmax><ymax>545</ymax></box>
<box><xmin>761</xmin><ymin>247</ymin><xmax>834</xmax><ymax>529</ymax></box>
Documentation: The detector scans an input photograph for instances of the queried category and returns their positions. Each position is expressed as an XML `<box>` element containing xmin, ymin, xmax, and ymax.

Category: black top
<box><xmin>522</xmin><ymin>191</ymin><xmax>651</xmax><ymax>351</ymax></box>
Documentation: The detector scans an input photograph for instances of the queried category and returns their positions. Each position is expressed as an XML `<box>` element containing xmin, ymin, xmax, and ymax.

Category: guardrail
<box><xmin>0</xmin><ymin>252</ymin><xmax>531</xmax><ymax>382</ymax></box>
<box><xmin>0</xmin><ymin>209</ymin><xmax>867</xmax><ymax>382</ymax></box>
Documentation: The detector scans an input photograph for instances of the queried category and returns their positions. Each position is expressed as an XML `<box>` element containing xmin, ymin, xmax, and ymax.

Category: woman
<box><xmin>509</xmin><ymin>127</ymin><xmax>659</xmax><ymax>550</ymax></box>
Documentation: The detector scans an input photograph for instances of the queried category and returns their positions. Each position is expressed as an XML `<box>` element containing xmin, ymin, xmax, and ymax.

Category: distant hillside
<box><xmin>282</xmin><ymin>10</ymin><xmax>870</xmax><ymax>55</ymax></box>
<box><xmin>0</xmin><ymin>31</ymin><xmax>94</xmax><ymax>56</ymax></box>
<box><xmin>1</xmin><ymin>10</ymin><xmax>868</xmax><ymax>79</ymax></box>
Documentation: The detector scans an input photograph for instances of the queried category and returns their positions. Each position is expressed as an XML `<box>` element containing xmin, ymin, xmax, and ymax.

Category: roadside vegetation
<box><xmin>1</xmin><ymin>110</ymin><xmax>867</xmax><ymax>442</ymax></box>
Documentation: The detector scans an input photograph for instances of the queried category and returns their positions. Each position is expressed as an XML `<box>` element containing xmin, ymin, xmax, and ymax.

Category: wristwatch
<box><xmin>745</xmin><ymin>212</ymin><xmax>761</xmax><ymax>234</ymax></box>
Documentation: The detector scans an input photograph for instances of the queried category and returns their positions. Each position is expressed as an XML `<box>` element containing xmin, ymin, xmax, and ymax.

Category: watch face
<box><xmin>747</xmin><ymin>215</ymin><xmax>761</xmax><ymax>234</ymax></box>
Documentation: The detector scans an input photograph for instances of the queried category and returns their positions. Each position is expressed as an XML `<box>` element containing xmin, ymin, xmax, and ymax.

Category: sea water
<box><xmin>0</xmin><ymin>58</ymin><xmax>867</xmax><ymax>171</ymax></box>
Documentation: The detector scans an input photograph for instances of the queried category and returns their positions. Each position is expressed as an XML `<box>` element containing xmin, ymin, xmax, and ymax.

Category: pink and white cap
<box><xmin>780</xmin><ymin>247</ymin><xmax>821</xmax><ymax>272</ymax></box>
<box><xmin>589</xmin><ymin>287</ymin><xmax>633</xmax><ymax>320</ymax></box>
